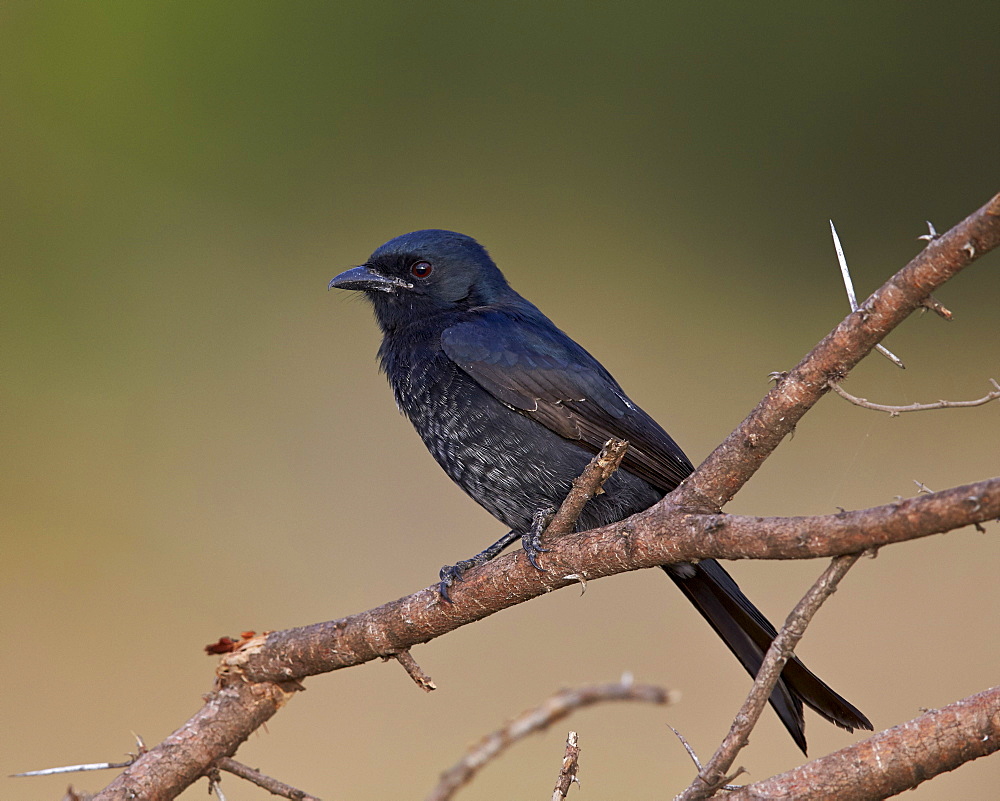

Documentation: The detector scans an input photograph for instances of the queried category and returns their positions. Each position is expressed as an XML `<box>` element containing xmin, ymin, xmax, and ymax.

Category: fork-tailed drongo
<box><xmin>329</xmin><ymin>229</ymin><xmax>871</xmax><ymax>753</ymax></box>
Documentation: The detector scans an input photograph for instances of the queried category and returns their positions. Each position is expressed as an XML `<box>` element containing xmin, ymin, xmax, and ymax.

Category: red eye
<box><xmin>410</xmin><ymin>260</ymin><xmax>433</xmax><ymax>278</ymax></box>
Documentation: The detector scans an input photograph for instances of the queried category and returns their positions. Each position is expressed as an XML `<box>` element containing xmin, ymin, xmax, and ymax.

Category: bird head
<box><xmin>329</xmin><ymin>230</ymin><xmax>515</xmax><ymax>331</ymax></box>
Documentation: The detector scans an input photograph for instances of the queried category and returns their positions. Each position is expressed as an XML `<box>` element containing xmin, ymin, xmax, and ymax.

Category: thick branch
<box><xmin>229</xmin><ymin>476</ymin><xmax>998</xmax><ymax>685</ymax></box>
<box><xmin>639</xmin><ymin>476</ymin><xmax>1000</xmax><ymax>563</ymax></box>
<box><xmin>724</xmin><ymin>686</ymin><xmax>1000</xmax><ymax>800</ymax></box>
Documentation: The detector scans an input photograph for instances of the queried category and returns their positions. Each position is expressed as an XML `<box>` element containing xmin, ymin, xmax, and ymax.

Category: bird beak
<box><xmin>328</xmin><ymin>265</ymin><xmax>411</xmax><ymax>293</ymax></box>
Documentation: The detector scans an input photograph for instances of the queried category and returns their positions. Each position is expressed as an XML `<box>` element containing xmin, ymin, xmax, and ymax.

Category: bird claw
<box><xmin>437</xmin><ymin>561</ymin><xmax>473</xmax><ymax>603</ymax></box>
<box><xmin>522</xmin><ymin>541</ymin><xmax>549</xmax><ymax>572</ymax></box>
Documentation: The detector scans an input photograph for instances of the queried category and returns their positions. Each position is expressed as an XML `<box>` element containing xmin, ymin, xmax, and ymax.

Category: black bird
<box><xmin>329</xmin><ymin>229</ymin><xmax>871</xmax><ymax>753</ymax></box>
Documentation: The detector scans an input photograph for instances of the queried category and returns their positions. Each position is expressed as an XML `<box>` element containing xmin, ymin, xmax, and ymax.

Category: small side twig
<box><xmin>667</xmin><ymin>726</ymin><xmax>743</xmax><ymax>792</ymax></box>
<box><xmin>829</xmin><ymin>378</ymin><xmax>1000</xmax><ymax>416</ymax></box>
<box><xmin>543</xmin><ymin>438</ymin><xmax>629</xmax><ymax>539</ymax></box>
<box><xmin>389</xmin><ymin>648</ymin><xmax>437</xmax><ymax>692</ymax></box>
<box><xmin>551</xmin><ymin>731</ymin><xmax>581</xmax><ymax>800</ymax></box>
<box><xmin>426</xmin><ymin>679</ymin><xmax>675</xmax><ymax>801</ymax></box>
<box><xmin>676</xmin><ymin>553</ymin><xmax>863</xmax><ymax>801</ymax></box>
<box><xmin>217</xmin><ymin>757</ymin><xmax>322</xmax><ymax>801</ymax></box>
<box><xmin>920</xmin><ymin>295</ymin><xmax>953</xmax><ymax>319</ymax></box>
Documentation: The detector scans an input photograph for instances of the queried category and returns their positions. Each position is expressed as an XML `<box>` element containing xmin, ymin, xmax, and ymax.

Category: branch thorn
<box><xmin>829</xmin><ymin>220</ymin><xmax>905</xmax><ymax>369</ymax></box>
<box><xmin>917</xmin><ymin>220</ymin><xmax>939</xmax><ymax>241</ymax></box>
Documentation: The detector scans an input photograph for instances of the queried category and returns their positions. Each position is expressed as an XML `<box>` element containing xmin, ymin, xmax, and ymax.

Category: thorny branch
<box><xmin>676</xmin><ymin>191</ymin><xmax>1000</xmax><ymax>512</ymax></box>
<box><xmin>45</xmin><ymin>192</ymin><xmax>1000</xmax><ymax>801</ymax></box>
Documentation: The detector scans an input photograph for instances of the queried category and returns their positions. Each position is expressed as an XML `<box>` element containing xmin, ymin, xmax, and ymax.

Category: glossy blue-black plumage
<box><xmin>330</xmin><ymin>230</ymin><xmax>871</xmax><ymax>753</ymax></box>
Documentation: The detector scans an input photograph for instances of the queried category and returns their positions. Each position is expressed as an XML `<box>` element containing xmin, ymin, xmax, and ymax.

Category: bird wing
<box><xmin>440</xmin><ymin>312</ymin><xmax>693</xmax><ymax>491</ymax></box>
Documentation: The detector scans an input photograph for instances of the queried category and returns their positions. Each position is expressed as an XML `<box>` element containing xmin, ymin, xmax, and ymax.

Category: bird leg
<box><xmin>437</xmin><ymin>506</ymin><xmax>557</xmax><ymax>601</ymax></box>
<box><xmin>437</xmin><ymin>528</ymin><xmax>521</xmax><ymax>602</ymax></box>
<box><xmin>521</xmin><ymin>506</ymin><xmax>556</xmax><ymax>571</ymax></box>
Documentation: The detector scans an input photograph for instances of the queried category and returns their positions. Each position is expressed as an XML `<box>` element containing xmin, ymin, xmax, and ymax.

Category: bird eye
<box><xmin>410</xmin><ymin>261</ymin><xmax>433</xmax><ymax>279</ymax></box>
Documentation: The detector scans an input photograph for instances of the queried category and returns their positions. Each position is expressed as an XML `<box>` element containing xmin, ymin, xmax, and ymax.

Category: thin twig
<box><xmin>829</xmin><ymin>378</ymin><xmax>1000</xmax><ymax>416</ymax></box>
<box><xmin>389</xmin><ymin>649</ymin><xmax>437</xmax><ymax>691</ymax></box>
<box><xmin>667</xmin><ymin>727</ymin><xmax>744</xmax><ymax>792</ymax></box>
<box><xmin>217</xmin><ymin>757</ymin><xmax>323</xmax><ymax>801</ymax></box>
<box><xmin>425</xmin><ymin>680</ymin><xmax>675</xmax><ymax>801</ymax></box>
<box><xmin>830</xmin><ymin>220</ymin><xmax>905</xmax><ymax>368</ymax></box>
<box><xmin>551</xmin><ymin>731</ymin><xmax>581</xmax><ymax>800</ymax></box>
<box><xmin>676</xmin><ymin>553</ymin><xmax>863</xmax><ymax>801</ymax></box>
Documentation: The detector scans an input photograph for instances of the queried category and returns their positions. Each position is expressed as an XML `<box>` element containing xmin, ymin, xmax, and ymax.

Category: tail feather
<box><xmin>663</xmin><ymin>559</ymin><xmax>872</xmax><ymax>754</ymax></box>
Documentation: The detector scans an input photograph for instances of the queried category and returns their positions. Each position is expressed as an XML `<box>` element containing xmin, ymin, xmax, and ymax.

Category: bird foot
<box><xmin>521</xmin><ymin>507</ymin><xmax>556</xmax><ymax>571</ymax></box>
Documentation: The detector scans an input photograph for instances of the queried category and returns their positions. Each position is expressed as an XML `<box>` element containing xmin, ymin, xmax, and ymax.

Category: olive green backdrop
<box><xmin>3</xmin><ymin>3</ymin><xmax>998</xmax><ymax>799</ymax></box>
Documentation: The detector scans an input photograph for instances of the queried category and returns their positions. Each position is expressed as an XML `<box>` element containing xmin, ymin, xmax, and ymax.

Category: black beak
<box><xmin>328</xmin><ymin>265</ymin><xmax>411</xmax><ymax>293</ymax></box>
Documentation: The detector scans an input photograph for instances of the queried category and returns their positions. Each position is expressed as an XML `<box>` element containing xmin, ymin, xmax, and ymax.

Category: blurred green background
<box><xmin>3</xmin><ymin>3</ymin><xmax>998</xmax><ymax>799</ymax></box>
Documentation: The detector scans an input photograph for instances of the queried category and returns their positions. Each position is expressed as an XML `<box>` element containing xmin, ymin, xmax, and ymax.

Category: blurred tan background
<box><xmin>3</xmin><ymin>4</ymin><xmax>999</xmax><ymax>799</ymax></box>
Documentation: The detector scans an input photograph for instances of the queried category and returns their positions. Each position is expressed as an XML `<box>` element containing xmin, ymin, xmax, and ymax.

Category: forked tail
<box><xmin>663</xmin><ymin>559</ymin><xmax>872</xmax><ymax>753</ymax></box>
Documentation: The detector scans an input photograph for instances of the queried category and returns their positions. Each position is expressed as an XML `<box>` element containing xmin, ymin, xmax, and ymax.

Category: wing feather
<box><xmin>441</xmin><ymin>314</ymin><xmax>693</xmax><ymax>491</ymax></box>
